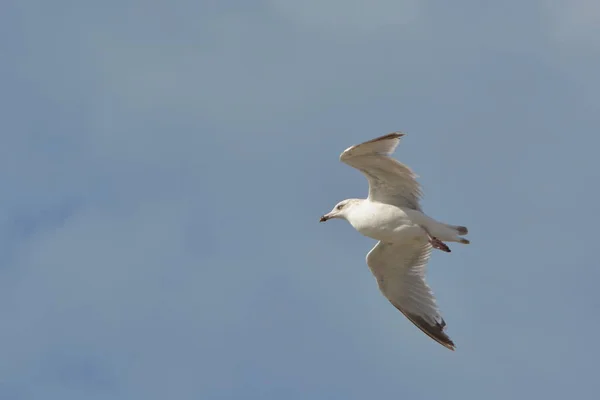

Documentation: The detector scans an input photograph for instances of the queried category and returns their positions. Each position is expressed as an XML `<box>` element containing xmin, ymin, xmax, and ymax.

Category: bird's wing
<box><xmin>366</xmin><ymin>238</ymin><xmax>455</xmax><ymax>350</ymax></box>
<box><xmin>339</xmin><ymin>133</ymin><xmax>423</xmax><ymax>210</ymax></box>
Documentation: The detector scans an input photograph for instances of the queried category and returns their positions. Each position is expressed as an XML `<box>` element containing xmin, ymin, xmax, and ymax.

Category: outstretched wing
<box><xmin>366</xmin><ymin>238</ymin><xmax>455</xmax><ymax>350</ymax></box>
<box><xmin>340</xmin><ymin>133</ymin><xmax>423</xmax><ymax>210</ymax></box>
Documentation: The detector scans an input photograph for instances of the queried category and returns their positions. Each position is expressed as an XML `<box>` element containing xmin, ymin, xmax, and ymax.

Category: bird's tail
<box><xmin>448</xmin><ymin>225</ymin><xmax>468</xmax><ymax>236</ymax></box>
<box><xmin>444</xmin><ymin>224</ymin><xmax>470</xmax><ymax>244</ymax></box>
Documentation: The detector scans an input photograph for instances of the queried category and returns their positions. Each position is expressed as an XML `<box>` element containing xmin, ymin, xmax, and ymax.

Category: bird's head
<box><xmin>319</xmin><ymin>199</ymin><xmax>359</xmax><ymax>222</ymax></box>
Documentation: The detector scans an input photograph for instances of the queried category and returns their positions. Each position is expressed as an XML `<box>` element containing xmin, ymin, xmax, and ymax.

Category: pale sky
<box><xmin>2</xmin><ymin>1</ymin><xmax>600</xmax><ymax>399</ymax></box>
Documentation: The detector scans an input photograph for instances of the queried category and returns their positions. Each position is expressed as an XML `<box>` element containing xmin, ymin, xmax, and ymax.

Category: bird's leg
<box><xmin>419</xmin><ymin>225</ymin><xmax>451</xmax><ymax>253</ymax></box>
<box><xmin>429</xmin><ymin>236</ymin><xmax>451</xmax><ymax>253</ymax></box>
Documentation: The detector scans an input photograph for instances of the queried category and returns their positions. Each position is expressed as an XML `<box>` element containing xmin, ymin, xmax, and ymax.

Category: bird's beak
<box><xmin>319</xmin><ymin>214</ymin><xmax>331</xmax><ymax>222</ymax></box>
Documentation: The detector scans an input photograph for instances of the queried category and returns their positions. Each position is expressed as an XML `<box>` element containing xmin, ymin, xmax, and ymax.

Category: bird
<box><xmin>319</xmin><ymin>132</ymin><xmax>469</xmax><ymax>350</ymax></box>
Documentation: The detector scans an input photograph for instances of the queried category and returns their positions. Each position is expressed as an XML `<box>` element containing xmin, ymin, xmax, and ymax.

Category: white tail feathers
<box><xmin>445</xmin><ymin>224</ymin><xmax>469</xmax><ymax>244</ymax></box>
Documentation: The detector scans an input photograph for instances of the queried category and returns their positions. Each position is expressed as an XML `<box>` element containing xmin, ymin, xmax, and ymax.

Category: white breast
<box><xmin>347</xmin><ymin>201</ymin><xmax>424</xmax><ymax>243</ymax></box>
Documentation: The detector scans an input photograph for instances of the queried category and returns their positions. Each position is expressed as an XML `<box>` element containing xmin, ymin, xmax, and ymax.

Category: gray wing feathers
<box><xmin>366</xmin><ymin>240</ymin><xmax>455</xmax><ymax>350</ymax></box>
<box><xmin>339</xmin><ymin>133</ymin><xmax>423</xmax><ymax>210</ymax></box>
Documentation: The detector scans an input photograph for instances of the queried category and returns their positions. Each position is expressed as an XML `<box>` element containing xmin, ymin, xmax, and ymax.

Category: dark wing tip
<box><xmin>365</xmin><ymin>132</ymin><xmax>405</xmax><ymax>144</ymax></box>
<box><xmin>399</xmin><ymin>310</ymin><xmax>456</xmax><ymax>351</ymax></box>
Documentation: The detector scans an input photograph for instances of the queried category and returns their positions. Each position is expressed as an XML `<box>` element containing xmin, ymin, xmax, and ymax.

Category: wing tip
<box><xmin>365</xmin><ymin>131</ymin><xmax>405</xmax><ymax>143</ymax></box>
<box><xmin>339</xmin><ymin>132</ymin><xmax>406</xmax><ymax>162</ymax></box>
<box><xmin>442</xmin><ymin>337</ymin><xmax>456</xmax><ymax>351</ymax></box>
<box><xmin>400</xmin><ymin>311</ymin><xmax>457</xmax><ymax>351</ymax></box>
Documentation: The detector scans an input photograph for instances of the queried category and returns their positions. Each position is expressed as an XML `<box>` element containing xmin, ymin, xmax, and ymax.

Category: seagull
<box><xmin>319</xmin><ymin>133</ymin><xmax>469</xmax><ymax>350</ymax></box>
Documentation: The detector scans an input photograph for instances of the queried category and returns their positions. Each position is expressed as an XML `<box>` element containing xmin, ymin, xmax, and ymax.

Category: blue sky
<box><xmin>2</xmin><ymin>0</ymin><xmax>600</xmax><ymax>398</ymax></box>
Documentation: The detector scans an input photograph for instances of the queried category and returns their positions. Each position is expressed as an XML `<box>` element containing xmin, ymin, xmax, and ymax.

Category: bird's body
<box><xmin>347</xmin><ymin>200</ymin><xmax>423</xmax><ymax>243</ymax></box>
<box><xmin>319</xmin><ymin>132</ymin><xmax>470</xmax><ymax>351</ymax></box>
<box><xmin>344</xmin><ymin>200</ymin><xmax>464</xmax><ymax>245</ymax></box>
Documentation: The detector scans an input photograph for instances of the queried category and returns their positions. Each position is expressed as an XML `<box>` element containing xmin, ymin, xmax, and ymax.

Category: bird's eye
<box><xmin>336</xmin><ymin>204</ymin><xmax>344</xmax><ymax>210</ymax></box>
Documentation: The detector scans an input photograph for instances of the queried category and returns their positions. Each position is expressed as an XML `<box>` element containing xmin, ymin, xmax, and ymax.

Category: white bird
<box><xmin>319</xmin><ymin>133</ymin><xmax>469</xmax><ymax>350</ymax></box>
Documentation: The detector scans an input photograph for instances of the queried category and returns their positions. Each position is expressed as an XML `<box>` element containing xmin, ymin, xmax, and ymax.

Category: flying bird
<box><xmin>319</xmin><ymin>133</ymin><xmax>469</xmax><ymax>350</ymax></box>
